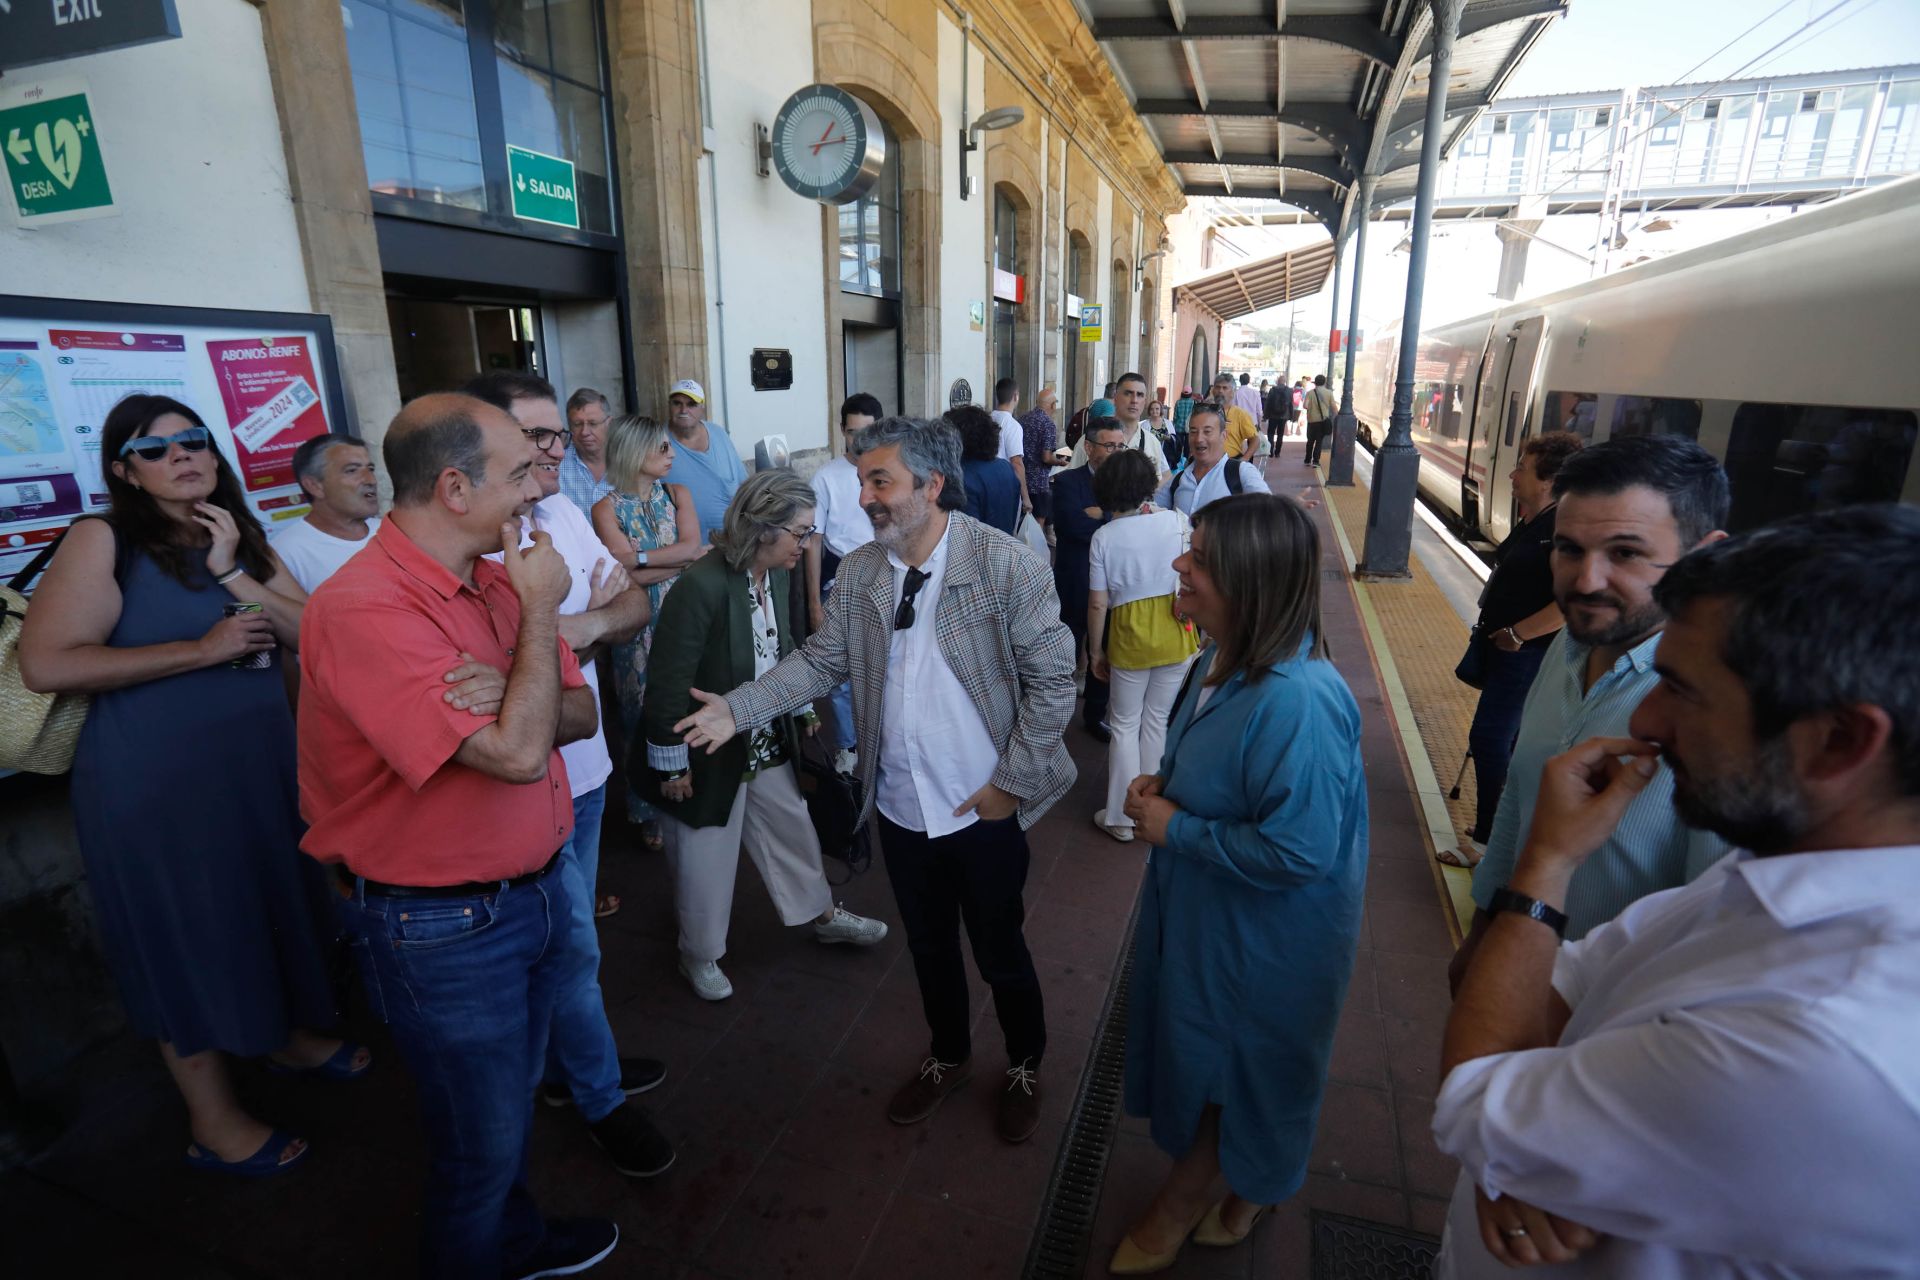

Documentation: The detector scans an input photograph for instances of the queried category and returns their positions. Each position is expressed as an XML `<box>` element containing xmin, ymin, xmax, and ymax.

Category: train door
<box><xmin>1478</xmin><ymin>316</ymin><xmax>1547</xmax><ymax>543</ymax></box>
<box><xmin>1460</xmin><ymin>327</ymin><xmax>1499</xmax><ymax>530</ymax></box>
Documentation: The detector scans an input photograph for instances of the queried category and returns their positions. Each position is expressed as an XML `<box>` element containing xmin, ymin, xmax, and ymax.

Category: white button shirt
<box><xmin>1433</xmin><ymin>845</ymin><xmax>1920</xmax><ymax>1280</ymax></box>
<box><xmin>809</xmin><ymin>455</ymin><xmax>874</xmax><ymax>562</ymax></box>
<box><xmin>876</xmin><ymin>523</ymin><xmax>1001</xmax><ymax>838</ymax></box>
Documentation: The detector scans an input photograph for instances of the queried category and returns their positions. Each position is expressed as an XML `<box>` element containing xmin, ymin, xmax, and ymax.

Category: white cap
<box><xmin>669</xmin><ymin>378</ymin><xmax>705</xmax><ymax>404</ymax></box>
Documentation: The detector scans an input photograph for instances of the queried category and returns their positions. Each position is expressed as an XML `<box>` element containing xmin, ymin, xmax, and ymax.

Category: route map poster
<box><xmin>0</xmin><ymin>297</ymin><xmax>348</xmax><ymax>583</ymax></box>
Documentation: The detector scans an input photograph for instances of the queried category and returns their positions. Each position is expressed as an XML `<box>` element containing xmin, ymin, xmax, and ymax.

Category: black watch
<box><xmin>1488</xmin><ymin>887</ymin><xmax>1569</xmax><ymax>939</ymax></box>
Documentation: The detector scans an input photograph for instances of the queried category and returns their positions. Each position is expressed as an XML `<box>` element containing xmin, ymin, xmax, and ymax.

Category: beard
<box><xmin>866</xmin><ymin>487</ymin><xmax>931</xmax><ymax>552</ymax></box>
<box><xmin>1669</xmin><ymin>734</ymin><xmax>1812</xmax><ymax>855</ymax></box>
<box><xmin>1561</xmin><ymin>591</ymin><xmax>1667</xmax><ymax>648</ymax></box>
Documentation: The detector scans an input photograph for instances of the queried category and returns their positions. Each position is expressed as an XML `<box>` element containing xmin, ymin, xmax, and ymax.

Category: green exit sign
<box><xmin>506</xmin><ymin>144</ymin><xmax>578</xmax><ymax>230</ymax></box>
<box><xmin>1</xmin><ymin>86</ymin><xmax>115</xmax><ymax>223</ymax></box>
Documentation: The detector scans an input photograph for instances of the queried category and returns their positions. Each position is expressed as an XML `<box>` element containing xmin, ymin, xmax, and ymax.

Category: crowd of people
<box><xmin>13</xmin><ymin>362</ymin><xmax>1920</xmax><ymax>1280</ymax></box>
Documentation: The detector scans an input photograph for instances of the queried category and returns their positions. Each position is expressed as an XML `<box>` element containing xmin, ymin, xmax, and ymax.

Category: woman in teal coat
<box><xmin>1111</xmin><ymin>493</ymin><xmax>1369</xmax><ymax>1273</ymax></box>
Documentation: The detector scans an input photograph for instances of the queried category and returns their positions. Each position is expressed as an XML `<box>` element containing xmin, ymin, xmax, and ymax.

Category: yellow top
<box><xmin>1222</xmin><ymin>405</ymin><xmax>1260</xmax><ymax>459</ymax></box>
<box><xmin>1109</xmin><ymin>594</ymin><xmax>1199</xmax><ymax>669</ymax></box>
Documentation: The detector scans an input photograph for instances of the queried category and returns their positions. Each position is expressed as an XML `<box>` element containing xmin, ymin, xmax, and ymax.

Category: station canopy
<box><xmin>1177</xmin><ymin>238</ymin><xmax>1337</xmax><ymax>320</ymax></box>
<box><xmin>1081</xmin><ymin>0</ymin><xmax>1568</xmax><ymax>238</ymax></box>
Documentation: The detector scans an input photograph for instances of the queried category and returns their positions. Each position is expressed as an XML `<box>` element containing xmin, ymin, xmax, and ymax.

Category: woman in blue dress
<box><xmin>19</xmin><ymin>395</ymin><xmax>363</xmax><ymax>1178</ymax></box>
<box><xmin>1110</xmin><ymin>493</ymin><xmax>1369</xmax><ymax>1273</ymax></box>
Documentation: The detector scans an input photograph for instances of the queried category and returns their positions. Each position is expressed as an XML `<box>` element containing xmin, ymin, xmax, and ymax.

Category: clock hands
<box><xmin>810</xmin><ymin>120</ymin><xmax>847</xmax><ymax>155</ymax></box>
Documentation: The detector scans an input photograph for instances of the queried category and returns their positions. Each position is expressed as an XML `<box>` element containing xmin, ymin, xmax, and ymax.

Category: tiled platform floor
<box><xmin>1</xmin><ymin>444</ymin><xmax>1464</xmax><ymax>1279</ymax></box>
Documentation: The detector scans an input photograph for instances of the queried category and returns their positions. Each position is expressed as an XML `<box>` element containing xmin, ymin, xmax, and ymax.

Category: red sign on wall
<box><xmin>993</xmin><ymin>268</ymin><xmax>1025</xmax><ymax>304</ymax></box>
<box><xmin>205</xmin><ymin>336</ymin><xmax>333</xmax><ymax>493</ymax></box>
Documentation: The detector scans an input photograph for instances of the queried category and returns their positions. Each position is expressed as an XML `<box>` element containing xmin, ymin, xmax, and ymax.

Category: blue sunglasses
<box><xmin>119</xmin><ymin>425</ymin><xmax>213</xmax><ymax>462</ymax></box>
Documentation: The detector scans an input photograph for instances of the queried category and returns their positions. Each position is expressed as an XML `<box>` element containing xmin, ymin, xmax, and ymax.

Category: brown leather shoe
<box><xmin>997</xmin><ymin>1059</ymin><xmax>1042</xmax><ymax>1143</ymax></box>
<box><xmin>887</xmin><ymin>1056</ymin><xmax>971</xmax><ymax>1125</ymax></box>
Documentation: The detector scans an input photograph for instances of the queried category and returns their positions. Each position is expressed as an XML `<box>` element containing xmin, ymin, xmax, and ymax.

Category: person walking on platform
<box><xmin>1302</xmin><ymin>375</ymin><xmax>1337</xmax><ymax>466</ymax></box>
<box><xmin>20</xmin><ymin>395</ymin><xmax>358</xmax><ymax>1179</ymax></box>
<box><xmin>1449</xmin><ymin>437</ymin><xmax>1733</xmax><ymax>992</ymax></box>
<box><xmin>1055</xmin><ymin>417</ymin><xmax>1127</xmax><ymax>741</ymax></box>
<box><xmin>299</xmin><ymin>393</ymin><xmax>620</xmax><ymax>1278</ymax></box>
<box><xmin>1435</xmin><ymin>505</ymin><xmax>1920</xmax><ymax>1280</ymax></box>
<box><xmin>1086</xmin><ymin>450</ymin><xmax>1197</xmax><ymax>842</ymax></box>
<box><xmin>1110</xmin><ymin>494</ymin><xmax>1368</xmax><ymax>1274</ymax></box>
<box><xmin>1208</xmin><ymin>375</ymin><xmax>1262</xmax><ymax>464</ymax></box>
<box><xmin>1231</xmin><ymin>372</ymin><xmax>1265</xmax><ymax>425</ymax></box>
<box><xmin>665</xmin><ymin>378</ymin><xmax>746</xmax><ymax>543</ymax></box>
<box><xmin>1156</xmin><ymin>402</ymin><xmax>1271</xmax><ymax>517</ymax></box>
<box><xmin>639</xmin><ymin>470</ymin><xmax>888</xmax><ymax>1002</ymax></box>
<box><xmin>673</xmin><ymin>417</ymin><xmax>1075</xmax><ymax>1144</ymax></box>
<box><xmin>1440</xmin><ymin>431</ymin><xmax>1583</xmax><ymax>868</ymax></box>
<box><xmin>1170</xmin><ymin>386</ymin><xmax>1195</xmax><ymax>466</ymax></box>
<box><xmin>1018</xmin><ymin>387</ymin><xmax>1061</xmax><ymax>525</ymax></box>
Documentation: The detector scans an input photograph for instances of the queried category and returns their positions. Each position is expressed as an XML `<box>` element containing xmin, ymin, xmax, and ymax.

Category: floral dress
<box><xmin>612</xmin><ymin>483</ymin><xmax>681</xmax><ymax>821</ymax></box>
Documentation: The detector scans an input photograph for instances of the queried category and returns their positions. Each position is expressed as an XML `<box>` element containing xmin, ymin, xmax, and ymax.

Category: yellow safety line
<box><xmin>1314</xmin><ymin>463</ymin><xmax>1473</xmax><ymax>943</ymax></box>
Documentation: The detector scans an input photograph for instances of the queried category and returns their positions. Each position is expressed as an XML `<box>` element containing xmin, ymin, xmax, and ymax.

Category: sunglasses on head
<box><xmin>119</xmin><ymin>425</ymin><xmax>213</xmax><ymax>462</ymax></box>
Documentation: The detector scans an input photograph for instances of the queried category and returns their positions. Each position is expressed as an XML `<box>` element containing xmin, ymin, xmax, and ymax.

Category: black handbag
<box><xmin>794</xmin><ymin>736</ymin><xmax>871</xmax><ymax>885</ymax></box>
<box><xmin>1454</xmin><ymin>623</ymin><xmax>1493</xmax><ymax>690</ymax></box>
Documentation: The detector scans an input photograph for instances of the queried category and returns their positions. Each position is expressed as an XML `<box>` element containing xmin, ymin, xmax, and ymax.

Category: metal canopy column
<box><xmin>1359</xmin><ymin>0</ymin><xmax>1463</xmax><ymax>577</ymax></box>
<box><xmin>1327</xmin><ymin>173</ymin><xmax>1374</xmax><ymax>487</ymax></box>
<box><xmin>1324</xmin><ymin>227</ymin><xmax>1346</xmax><ymax>387</ymax></box>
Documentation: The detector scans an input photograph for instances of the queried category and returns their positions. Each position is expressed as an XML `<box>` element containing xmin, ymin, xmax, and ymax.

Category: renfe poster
<box><xmin>206</xmin><ymin>336</ymin><xmax>329</xmax><ymax>493</ymax></box>
<box><xmin>0</xmin><ymin>296</ymin><xmax>348</xmax><ymax>583</ymax></box>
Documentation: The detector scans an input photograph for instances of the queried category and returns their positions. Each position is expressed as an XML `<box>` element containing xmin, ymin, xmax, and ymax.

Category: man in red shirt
<box><xmin>299</xmin><ymin>393</ymin><xmax>617</xmax><ymax>1279</ymax></box>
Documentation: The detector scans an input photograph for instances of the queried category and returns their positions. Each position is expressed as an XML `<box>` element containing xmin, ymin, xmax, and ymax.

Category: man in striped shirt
<box><xmin>1450</xmin><ymin>437</ymin><xmax>1732</xmax><ymax>992</ymax></box>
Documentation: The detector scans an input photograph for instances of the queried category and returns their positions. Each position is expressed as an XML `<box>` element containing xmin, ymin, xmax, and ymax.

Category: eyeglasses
<box><xmin>1085</xmin><ymin>438</ymin><xmax>1124</xmax><ymax>452</ymax></box>
<box><xmin>521</xmin><ymin>427</ymin><xmax>572</xmax><ymax>451</ymax></box>
<box><xmin>781</xmin><ymin>523</ymin><xmax>819</xmax><ymax>542</ymax></box>
<box><xmin>119</xmin><ymin>425</ymin><xmax>212</xmax><ymax>462</ymax></box>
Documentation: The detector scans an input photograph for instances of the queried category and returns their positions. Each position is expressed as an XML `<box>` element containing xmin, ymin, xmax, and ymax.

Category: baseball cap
<box><xmin>669</xmin><ymin>378</ymin><xmax>705</xmax><ymax>404</ymax></box>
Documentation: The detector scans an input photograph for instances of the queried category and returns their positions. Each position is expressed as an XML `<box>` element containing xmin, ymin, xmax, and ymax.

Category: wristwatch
<box><xmin>1488</xmin><ymin>887</ymin><xmax>1569</xmax><ymax>938</ymax></box>
<box><xmin>635</xmin><ymin>550</ymin><xmax>649</xmax><ymax>567</ymax></box>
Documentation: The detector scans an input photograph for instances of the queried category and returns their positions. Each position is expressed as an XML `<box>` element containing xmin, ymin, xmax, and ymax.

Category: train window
<box><xmin>1611</xmin><ymin>396</ymin><xmax>1702</xmax><ymax>439</ymax></box>
<box><xmin>1724</xmin><ymin>402</ymin><xmax>1918</xmax><ymax>532</ymax></box>
<box><xmin>1504</xmin><ymin>394</ymin><xmax>1520</xmax><ymax>448</ymax></box>
<box><xmin>1543</xmin><ymin>390</ymin><xmax>1598</xmax><ymax>439</ymax></box>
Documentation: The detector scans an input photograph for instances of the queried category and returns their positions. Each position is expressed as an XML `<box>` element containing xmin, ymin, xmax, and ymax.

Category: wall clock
<box><xmin>771</xmin><ymin>84</ymin><xmax>887</xmax><ymax>205</ymax></box>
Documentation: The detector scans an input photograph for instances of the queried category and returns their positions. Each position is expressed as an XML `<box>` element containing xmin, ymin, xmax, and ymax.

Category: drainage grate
<box><xmin>1022</xmin><ymin>895</ymin><xmax>1141</xmax><ymax>1280</ymax></box>
<box><xmin>1310</xmin><ymin>1210</ymin><xmax>1441</xmax><ymax>1280</ymax></box>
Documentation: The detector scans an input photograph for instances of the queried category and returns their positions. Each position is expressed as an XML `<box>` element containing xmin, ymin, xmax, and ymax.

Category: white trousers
<box><xmin>1105</xmin><ymin>658</ymin><xmax>1194</xmax><ymax>829</ymax></box>
<box><xmin>661</xmin><ymin>762</ymin><xmax>834</xmax><ymax>962</ymax></box>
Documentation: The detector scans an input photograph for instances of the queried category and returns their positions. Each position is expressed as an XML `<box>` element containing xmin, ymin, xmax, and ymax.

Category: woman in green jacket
<box><xmin>637</xmin><ymin>469</ymin><xmax>888</xmax><ymax>1001</ymax></box>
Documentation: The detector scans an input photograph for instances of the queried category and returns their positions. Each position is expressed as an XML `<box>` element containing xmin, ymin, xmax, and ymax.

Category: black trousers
<box><xmin>879</xmin><ymin>814</ymin><xmax>1046</xmax><ymax>1068</ymax></box>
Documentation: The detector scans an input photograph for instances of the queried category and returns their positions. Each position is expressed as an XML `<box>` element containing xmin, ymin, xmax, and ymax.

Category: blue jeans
<box><xmin>543</xmin><ymin>785</ymin><xmax>624</xmax><ymax>1121</ymax></box>
<box><xmin>337</xmin><ymin>866</ymin><xmax>569</xmax><ymax>1279</ymax></box>
<box><xmin>1467</xmin><ymin>643</ymin><xmax>1549</xmax><ymax>842</ymax></box>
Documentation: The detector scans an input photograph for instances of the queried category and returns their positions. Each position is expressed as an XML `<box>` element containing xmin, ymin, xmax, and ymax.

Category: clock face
<box><xmin>772</xmin><ymin>85</ymin><xmax>885</xmax><ymax>204</ymax></box>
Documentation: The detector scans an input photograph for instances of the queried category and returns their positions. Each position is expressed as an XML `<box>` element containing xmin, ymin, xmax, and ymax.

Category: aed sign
<box><xmin>1079</xmin><ymin>304</ymin><xmax>1102</xmax><ymax>343</ymax></box>
<box><xmin>506</xmin><ymin>144</ymin><xmax>579</xmax><ymax>230</ymax></box>
<box><xmin>0</xmin><ymin>83</ymin><xmax>116</xmax><ymax>223</ymax></box>
<box><xmin>0</xmin><ymin>0</ymin><xmax>181</xmax><ymax>72</ymax></box>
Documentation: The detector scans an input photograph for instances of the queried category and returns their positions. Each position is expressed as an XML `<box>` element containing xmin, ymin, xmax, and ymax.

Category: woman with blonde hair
<box><xmin>637</xmin><ymin>469</ymin><xmax>887</xmax><ymax>1001</ymax></box>
<box><xmin>592</xmin><ymin>413</ymin><xmax>703</xmax><ymax>853</ymax></box>
<box><xmin>1110</xmin><ymin>493</ymin><xmax>1368</xmax><ymax>1272</ymax></box>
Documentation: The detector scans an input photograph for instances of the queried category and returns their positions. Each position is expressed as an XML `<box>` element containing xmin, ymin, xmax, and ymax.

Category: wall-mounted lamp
<box><xmin>960</xmin><ymin>106</ymin><xmax>1025</xmax><ymax>200</ymax></box>
<box><xmin>1134</xmin><ymin>247</ymin><xmax>1169</xmax><ymax>293</ymax></box>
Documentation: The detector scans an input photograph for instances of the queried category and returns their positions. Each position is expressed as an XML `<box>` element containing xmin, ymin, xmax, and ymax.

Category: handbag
<box><xmin>0</xmin><ymin>532</ymin><xmax>89</xmax><ymax>774</ymax></box>
<box><xmin>1016</xmin><ymin>510</ymin><xmax>1049</xmax><ymax>562</ymax></box>
<box><xmin>1453</xmin><ymin>623</ymin><xmax>1492</xmax><ymax>690</ymax></box>
<box><xmin>794</xmin><ymin>734</ymin><xmax>870</xmax><ymax>886</ymax></box>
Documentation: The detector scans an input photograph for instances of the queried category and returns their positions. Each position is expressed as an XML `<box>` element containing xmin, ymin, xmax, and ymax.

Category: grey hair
<box><xmin>849</xmin><ymin>416</ymin><xmax>965</xmax><ymax>511</ymax></box>
<box><xmin>713</xmin><ymin>468</ymin><xmax>817</xmax><ymax>572</ymax></box>
<box><xmin>566</xmin><ymin>387</ymin><xmax>612</xmax><ymax>417</ymax></box>
<box><xmin>291</xmin><ymin>432</ymin><xmax>368</xmax><ymax>495</ymax></box>
<box><xmin>604</xmin><ymin>413</ymin><xmax>670</xmax><ymax>492</ymax></box>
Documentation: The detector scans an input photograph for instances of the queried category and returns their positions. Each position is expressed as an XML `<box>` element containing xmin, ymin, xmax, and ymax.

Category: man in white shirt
<box><xmin>271</xmin><ymin>433</ymin><xmax>380</xmax><ymax>591</ymax></box>
<box><xmin>675</xmin><ymin>417</ymin><xmax>1075</xmax><ymax>1146</ymax></box>
<box><xmin>1434</xmin><ymin>504</ymin><xmax>1920</xmax><ymax>1279</ymax></box>
<box><xmin>462</xmin><ymin>372</ymin><xmax>673</xmax><ymax>1180</ymax></box>
<box><xmin>989</xmin><ymin>377</ymin><xmax>1028</xmax><ymax>505</ymax></box>
<box><xmin>806</xmin><ymin>392</ymin><xmax>881</xmax><ymax>772</ymax></box>
<box><xmin>1232</xmin><ymin>372</ymin><xmax>1264</xmax><ymax>425</ymax></box>
<box><xmin>1067</xmin><ymin>372</ymin><xmax>1172</xmax><ymax>486</ymax></box>
<box><xmin>1155</xmin><ymin>402</ymin><xmax>1271</xmax><ymax>516</ymax></box>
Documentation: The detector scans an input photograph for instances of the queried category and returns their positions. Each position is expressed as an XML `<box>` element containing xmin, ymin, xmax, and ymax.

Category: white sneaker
<box><xmin>834</xmin><ymin>748</ymin><xmax>859</xmax><ymax>776</ymax></box>
<box><xmin>678</xmin><ymin>956</ymin><xmax>733</xmax><ymax>1001</ymax></box>
<box><xmin>813</xmin><ymin>904</ymin><xmax>889</xmax><ymax>947</ymax></box>
<box><xmin>1093</xmin><ymin>809</ymin><xmax>1135</xmax><ymax>843</ymax></box>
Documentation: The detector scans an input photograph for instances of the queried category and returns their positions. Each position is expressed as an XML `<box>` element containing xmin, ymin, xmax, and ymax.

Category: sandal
<box><xmin>266</xmin><ymin>1040</ymin><xmax>372</xmax><ymax>1080</ymax></box>
<box><xmin>595</xmin><ymin>894</ymin><xmax>622</xmax><ymax>919</ymax></box>
<box><xmin>184</xmin><ymin>1128</ymin><xmax>309</xmax><ymax>1178</ymax></box>
<box><xmin>637</xmin><ymin>820</ymin><xmax>665</xmax><ymax>854</ymax></box>
<box><xmin>1435</xmin><ymin>846</ymin><xmax>1481</xmax><ymax>869</ymax></box>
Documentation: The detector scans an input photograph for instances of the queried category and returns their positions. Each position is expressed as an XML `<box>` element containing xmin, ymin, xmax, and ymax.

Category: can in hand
<box><xmin>221</xmin><ymin>600</ymin><xmax>274</xmax><ymax>670</ymax></box>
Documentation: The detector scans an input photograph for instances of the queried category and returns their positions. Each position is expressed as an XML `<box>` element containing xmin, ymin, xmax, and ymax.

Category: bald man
<box><xmin>298</xmin><ymin>393</ymin><xmax>622</xmax><ymax>1277</ymax></box>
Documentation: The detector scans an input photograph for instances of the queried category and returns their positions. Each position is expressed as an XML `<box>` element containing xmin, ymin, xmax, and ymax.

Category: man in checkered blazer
<box><xmin>676</xmin><ymin>416</ymin><xmax>1075</xmax><ymax>1144</ymax></box>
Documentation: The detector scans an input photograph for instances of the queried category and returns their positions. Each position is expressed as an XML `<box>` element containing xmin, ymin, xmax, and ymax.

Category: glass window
<box><xmin>1724</xmin><ymin>402</ymin><xmax>1918</xmax><ymax>532</ymax></box>
<box><xmin>495</xmin><ymin>1</ymin><xmax>613</xmax><ymax>234</ymax></box>
<box><xmin>344</xmin><ymin>0</ymin><xmax>486</xmax><ymax>211</ymax></box>
<box><xmin>1543</xmin><ymin>390</ymin><xmax>1598</xmax><ymax>439</ymax></box>
<box><xmin>838</xmin><ymin>121</ymin><xmax>901</xmax><ymax>299</ymax></box>
<box><xmin>993</xmin><ymin>190</ymin><xmax>1018</xmax><ymax>274</ymax></box>
<box><xmin>1611</xmin><ymin>395</ymin><xmax>1702</xmax><ymax>440</ymax></box>
<box><xmin>1870</xmin><ymin>80</ymin><xmax>1920</xmax><ymax>175</ymax></box>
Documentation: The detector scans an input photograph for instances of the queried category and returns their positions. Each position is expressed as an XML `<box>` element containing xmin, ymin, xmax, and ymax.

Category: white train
<box><xmin>1347</xmin><ymin>175</ymin><xmax>1920</xmax><ymax>546</ymax></box>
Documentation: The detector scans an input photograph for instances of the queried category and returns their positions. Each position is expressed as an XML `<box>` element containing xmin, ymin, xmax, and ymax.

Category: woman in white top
<box><xmin>1087</xmin><ymin>450</ymin><xmax>1199</xmax><ymax>841</ymax></box>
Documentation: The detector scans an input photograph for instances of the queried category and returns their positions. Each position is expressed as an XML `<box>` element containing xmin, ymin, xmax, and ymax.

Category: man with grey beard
<box><xmin>1449</xmin><ymin>436</ymin><xmax>1732</xmax><ymax>993</ymax></box>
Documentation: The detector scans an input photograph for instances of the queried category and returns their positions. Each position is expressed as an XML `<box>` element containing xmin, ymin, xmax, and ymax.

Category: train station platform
<box><xmin>0</xmin><ymin>444</ymin><xmax>1480</xmax><ymax>1280</ymax></box>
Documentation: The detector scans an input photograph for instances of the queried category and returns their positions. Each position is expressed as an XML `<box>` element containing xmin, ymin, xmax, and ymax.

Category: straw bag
<box><xmin>0</xmin><ymin>532</ymin><xmax>89</xmax><ymax>774</ymax></box>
